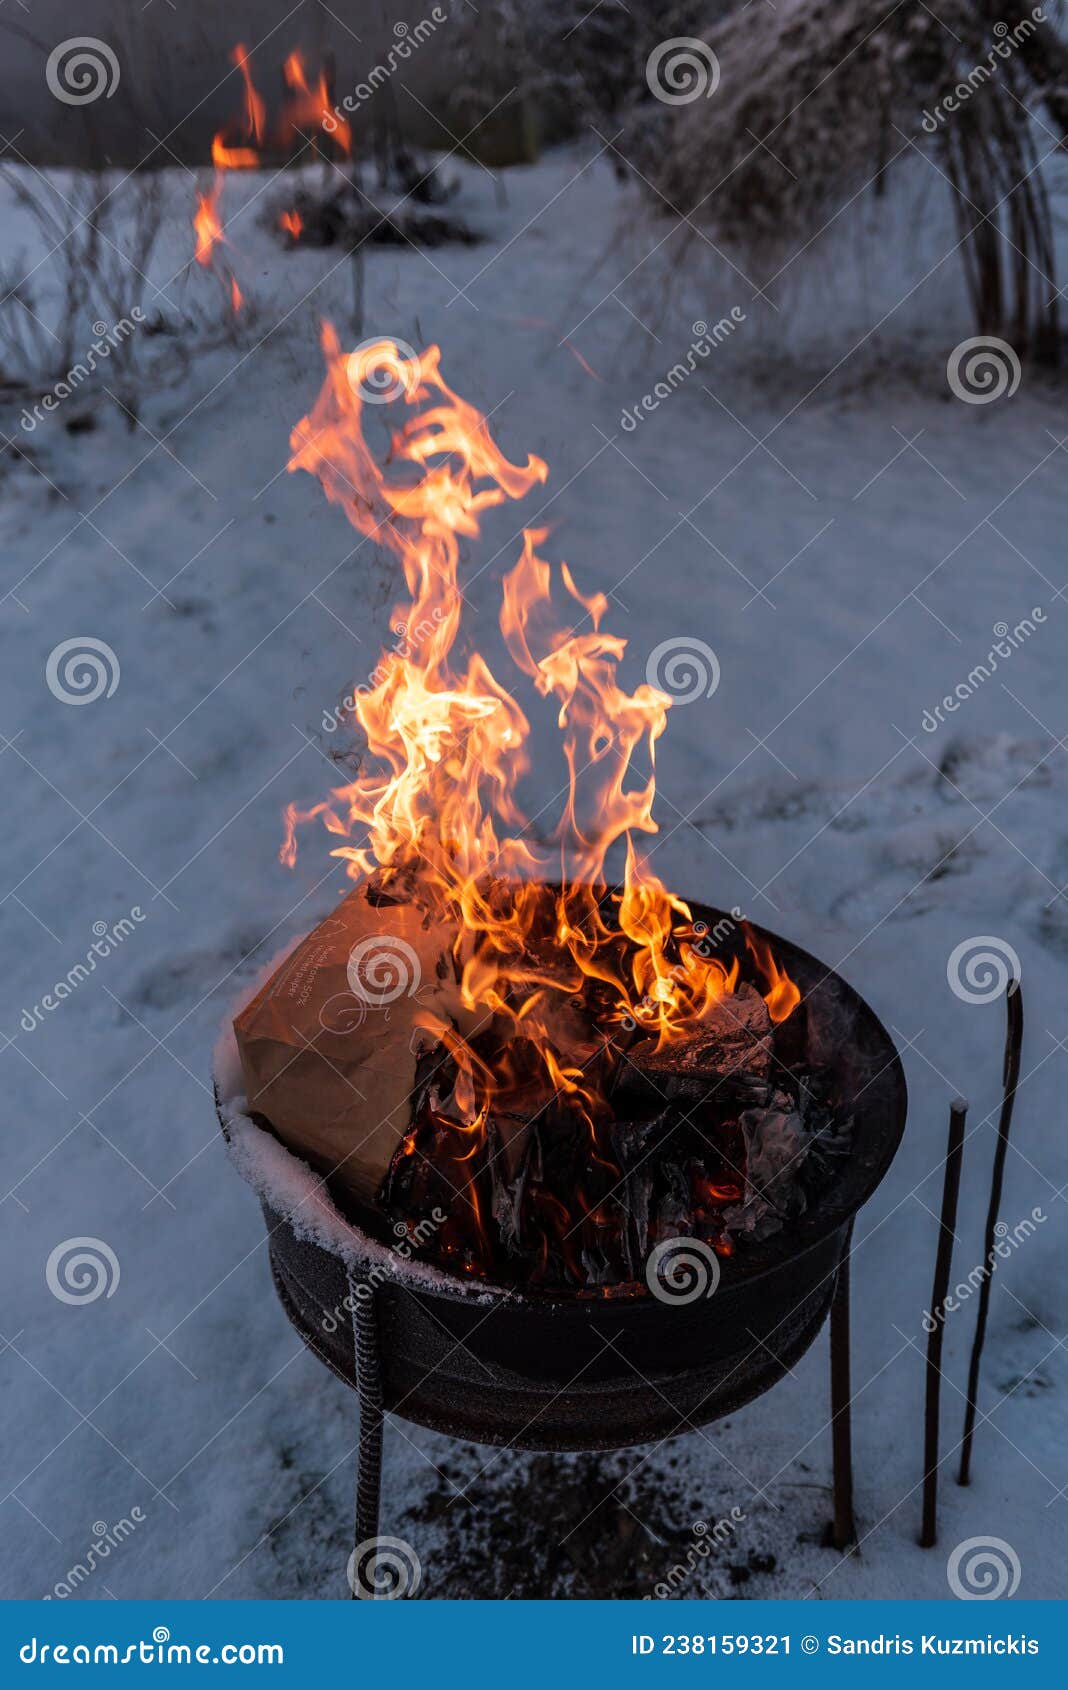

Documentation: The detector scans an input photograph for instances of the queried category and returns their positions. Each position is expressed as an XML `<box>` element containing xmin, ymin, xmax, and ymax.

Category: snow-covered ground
<box><xmin>1</xmin><ymin>145</ymin><xmax>1066</xmax><ymax>1601</ymax></box>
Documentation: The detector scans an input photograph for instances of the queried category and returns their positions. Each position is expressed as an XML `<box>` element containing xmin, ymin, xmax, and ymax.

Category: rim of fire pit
<box><xmin>219</xmin><ymin>898</ymin><xmax>907</xmax><ymax>1310</ymax></box>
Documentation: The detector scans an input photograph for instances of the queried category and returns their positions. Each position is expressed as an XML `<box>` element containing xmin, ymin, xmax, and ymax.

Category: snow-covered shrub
<box><xmin>628</xmin><ymin>0</ymin><xmax>1068</xmax><ymax>356</ymax></box>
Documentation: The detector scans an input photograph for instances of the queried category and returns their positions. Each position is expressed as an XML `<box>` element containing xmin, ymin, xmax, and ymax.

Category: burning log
<box><xmin>617</xmin><ymin>983</ymin><xmax>772</xmax><ymax>1113</ymax></box>
<box><xmin>721</xmin><ymin>1106</ymin><xmax>807</xmax><ymax>1239</ymax></box>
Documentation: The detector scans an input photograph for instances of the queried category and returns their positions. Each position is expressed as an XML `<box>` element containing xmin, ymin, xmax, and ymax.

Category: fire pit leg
<box><xmin>348</xmin><ymin>1269</ymin><xmax>385</xmax><ymax>1599</ymax></box>
<box><xmin>829</xmin><ymin>1232</ymin><xmax>856</xmax><ymax>1553</ymax></box>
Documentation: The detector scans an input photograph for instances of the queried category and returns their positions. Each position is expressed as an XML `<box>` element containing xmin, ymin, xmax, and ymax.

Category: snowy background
<box><xmin>2</xmin><ymin>102</ymin><xmax>1067</xmax><ymax>1600</ymax></box>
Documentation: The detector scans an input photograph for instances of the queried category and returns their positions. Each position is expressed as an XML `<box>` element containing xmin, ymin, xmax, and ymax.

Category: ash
<box><xmin>401</xmin><ymin>1445</ymin><xmax>781</xmax><ymax>1600</ymax></box>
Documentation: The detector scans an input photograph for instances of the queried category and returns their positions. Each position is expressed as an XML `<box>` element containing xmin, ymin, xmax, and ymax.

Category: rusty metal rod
<box><xmin>829</xmin><ymin>1231</ymin><xmax>856</xmax><ymax>1551</ymax></box>
<box><xmin>920</xmin><ymin>1097</ymin><xmax>968</xmax><ymax>1547</ymax></box>
<box><xmin>958</xmin><ymin>980</ymin><xmax>1024</xmax><ymax>1486</ymax></box>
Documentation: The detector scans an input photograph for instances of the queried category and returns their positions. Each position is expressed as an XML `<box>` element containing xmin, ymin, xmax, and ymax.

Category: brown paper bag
<box><xmin>234</xmin><ymin>888</ymin><xmax>469</xmax><ymax>1205</ymax></box>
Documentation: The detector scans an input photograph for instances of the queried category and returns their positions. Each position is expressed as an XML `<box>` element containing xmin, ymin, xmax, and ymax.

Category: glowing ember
<box><xmin>278</xmin><ymin>208</ymin><xmax>303</xmax><ymax>240</ymax></box>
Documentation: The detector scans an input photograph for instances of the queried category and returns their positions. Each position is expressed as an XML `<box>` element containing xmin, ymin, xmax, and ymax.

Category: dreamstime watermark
<box><xmin>646</xmin><ymin>636</ymin><xmax>720</xmax><ymax>704</ymax></box>
<box><xmin>920</xmin><ymin>610</ymin><xmax>1045</xmax><ymax>732</ymax></box>
<box><xmin>44</xmin><ymin>1511</ymin><xmax>146</xmax><ymax>1599</ymax></box>
<box><xmin>346</xmin><ymin>936</ymin><xmax>422</xmax><ymax>1007</ymax></box>
<box><xmin>347</xmin><ymin>1535</ymin><xmax>422</xmax><ymax>1598</ymax></box>
<box><xmin>321</xmin><ymin>1212</ymin><xmax>447</xmax><ymax>1334</ymax></box>
<box><xmin>45</xmin><ymin>37</ymin><xmax>120</xmax><ymax>105</ymax></box>
<box><xmin>46</xmin><ymin>637</ymin><xmax>120</xmax><ymax>705</ymax></box>
<box><xmin>947</xmin><ymin>1536</ymin><xmax>1022</xmax><ymax>1599</ymax></box>
<box><xmin>923</xmin><ymin>1207</ymin><xmax>1046</xmax><ymax>1332</ymax></box>
<box><xmin>646</xmin><ymin>38</ymin><xmax>720</xmax><ymax>105</ymax></box>
<box><xmin>947</xmin><ymin>935</ymin><xmax>1021</xmax><ymax>1003</ymax></box>
<box><xmin>19</xmin><ymin>908</ymin><xmax>147</xmax><ymax>1034</ymax></box>
<box><xmin>323</xmin><ymin>12</ymin><xmax>448</xmax><ymax>129</ymax></box>
<box><xmin>947</xmin><ymin>336</ymin><xmax>1021</xmax><ymax>404</ymax></box>
<box><xmin>921</xmin><ymin>12</ymin><xmax>1046</xmax><ymax>133</ymax></box>
<box><xmin>693</xmin><ymin>908</ymin><xmax>745</xmax><ymax>951</ymax></box>
<box><xmin>316</xmin><ymin>936</ymin><xmax>436</xmax><ymax>1040</ymax></box>
<box><xmin>46</xmin><ymin>1238</ymin><xmax>120</xmax><ymax>1305</ymax></box>
<box><xmin>19</xmin><ymin>1632</ymin><xmax>284</xmax><ymax>1666</ymax></box>
<box><xmin>648</xmin><ymin>1507</ymin><xmax>747</xmax><ymax>1599</ymax></box>
<box><xmin>620</xmin><ymin>312</ymin><xmax>746</xmax><ymax>432</ymax></box>
<box><xmin>20</xmin><ymin>309</ymin><xmax>147</xmax><ymax>432</ymax></box>
<box><xmin>321</xmin><ymin>607</ymin><xmax>448</xmax><ymax>733</ymax></box>
<box><xmin>345</xmin><ymin>337</ymin><xmax>420</xmax><ymax>405</ymax></box>
<box><xmin>645</xmin><ymin>1236</ymin><xmax>721</xmax><ymax>1304</ymax></box>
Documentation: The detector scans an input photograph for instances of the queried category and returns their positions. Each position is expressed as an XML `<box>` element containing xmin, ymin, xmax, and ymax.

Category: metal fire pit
<box><xmin>217</xmin><ymin>903</ymin><xmax>906</xmax><ymax>1585</ymax></box>
<box><xmin>261</xmin><ymin>1203</ymin><xmax>843</xmax><ymax>1449</ymax></box>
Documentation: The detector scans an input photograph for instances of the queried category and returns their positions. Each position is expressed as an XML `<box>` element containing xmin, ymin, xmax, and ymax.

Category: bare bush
<box><xmin>0</xmin><ymin>162</ymin><xmax>169</xmax><ymax>423</ymax></box>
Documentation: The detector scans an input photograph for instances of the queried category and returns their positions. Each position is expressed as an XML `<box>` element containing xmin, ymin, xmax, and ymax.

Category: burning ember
<box><xmin>235</xmin><ymin>335</ymin><xmax>851</xmax><ymax>1293</ymax></box>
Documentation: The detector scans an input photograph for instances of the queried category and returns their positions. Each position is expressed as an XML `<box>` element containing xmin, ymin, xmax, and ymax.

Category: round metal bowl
<box><xmin>219</xmin><ymin>903</ymin><xmax>906</xmax><ymax>1451</ymax></box>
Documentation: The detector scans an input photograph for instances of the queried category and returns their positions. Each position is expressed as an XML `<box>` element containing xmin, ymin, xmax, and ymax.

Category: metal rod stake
<box><xmin>959</xmin><ymin>981</ymin><xmax>1023</xmax><ymax>1486</ymax></box>
<box><xmin>920</xmin><ymin>1098</ymin><xmax>968</xmax><ymax>1547</ymax></box>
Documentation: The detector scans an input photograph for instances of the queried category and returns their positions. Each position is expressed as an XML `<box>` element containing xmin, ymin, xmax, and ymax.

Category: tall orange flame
<box><xmin>283</xmin><ymin>331</ymin><xmax>795</xmax><ymax>1113</ymax></box>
